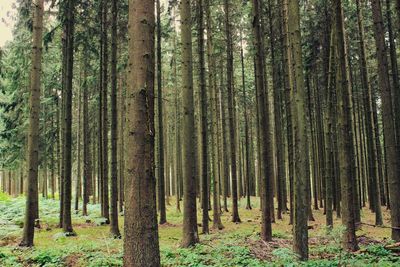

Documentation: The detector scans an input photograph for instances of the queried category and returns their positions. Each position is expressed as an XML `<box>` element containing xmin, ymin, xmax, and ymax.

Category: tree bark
<box><xmin>20</xmin><ymin>0</ymin><xmax>44</xmax><ymax>247</ymax></box>
<box><xmin>123</xmin><ymin>1</ymin><xmax>161</xmax><ymax>265</ymax></box>
<box><xmin>287</xmin><ymin>0</ymin><xmax>309</xmax><ymax>259</ymax></box>
<box><xmin>110</xmin><ymin>0</ymin><xmax>121</xmax><ymax>238</ymax></box>
<box><xmin>371</xmin><ymin>0</ymin><xmax>400</xmax><ymax>241</ymax></box>
<box><xmin>180</xmin><ymin>0</ymin><xmax>199</xmax><ymax>248</ymax></box>
<box><xmin>335</xmin><ymin>0</ymin><xmax>359</xmax><ymax>251</ymax></box>
<box><xmin>62</xmin><ymin>0</ymin><xmax>76</xmax><ymax>235</ymax></box>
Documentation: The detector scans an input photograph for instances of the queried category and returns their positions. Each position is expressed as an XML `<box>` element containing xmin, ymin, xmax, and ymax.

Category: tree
<box><xmin>356</xmin><ymin>0</ymin><xmax>382</xmax><ymax>226</ymax></box>
<box><xmin>110</xmin><ymin>0</ymin><xmax>121</xmax><ymax>238</ymax></box>
<box><xmin>224</xmin><ymin>0</ymin><xmax>241</xmax><ymax>224</ymax></box>
<box><xmin>156</xmin><ymin>0</ymin><xmax>167</xmax><ymax>226</ymax></box>
<box><xmin>62</xmin><ymin>0</ymin><xmax>76</xmax><ymax>235</ymax></box>
<box><xmin>123</xmin><ymin>0</ymin><xmax>161</xmax><ymax>265</ymax></box>
<box><xmin>198</xmin><ymin>0</ymin><xmax>209</xmax><ymax>235</ymax></box>
<box><xmin>287</xmin><ymin>0</ymin><xmax>309</xmax><ymax>259</ymax></box>
<box><xmin>335</xmin><ymin>0</ymin><xmax>358</xmax><ymax>251</ymax></box>
<box><xmin>371</xmin><ymin>0</ymin><xmax>400</xmax><ymax>241</ymax></box>
<box><xmin>180</xmin><ymin>0</ymin><xmax>199</xmax><ymax>247</ymax></box>
<box><xmin>19</xmin><ymin>0</ymin><xmax>44</xmax><ymax>247</ymax></box>
<box><xmin>82</xmin><ymin>50</ymin><xmax>91</xmax><ymax>217</ymax></box>
<box><xmin>101</xmin><ymin>0</ymin><xmax>110</xmax><ymax>224</ymax></box>
<box><xmin>252</xmin><ymin>0</ymin><xmax>272</xmax><ymax>242</ymax></box>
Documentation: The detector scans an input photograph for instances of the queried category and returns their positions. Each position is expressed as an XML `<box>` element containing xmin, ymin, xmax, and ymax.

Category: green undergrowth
<box><xmin>1</xmin><ymin>196</ymin><xmax>399</xmax><ymax>266</ymax></box>
<box><xmin>1</xmin><ymin>233</ymin><xmax>398</xmax><ymax>267</ymax></box>
<box><xmin>0</xmin><ymin>194</ymin><xmax>105</xmax><ymax>241</ymax></box>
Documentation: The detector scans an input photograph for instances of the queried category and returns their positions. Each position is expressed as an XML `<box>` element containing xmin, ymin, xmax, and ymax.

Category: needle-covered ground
<box><xmin>0</xmin><ymin>192</ymin><xmax>399</xmax><ymax>266</ymax></box>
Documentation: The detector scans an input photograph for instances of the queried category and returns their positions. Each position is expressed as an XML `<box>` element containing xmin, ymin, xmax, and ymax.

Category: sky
<box><xmin>0</xmin><ymin>0</ymin><xmax>17</xmax><ymax>48</ymax></box>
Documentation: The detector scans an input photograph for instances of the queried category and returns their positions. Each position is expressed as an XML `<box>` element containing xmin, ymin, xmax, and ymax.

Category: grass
<box><xmin>0</xmin><ymin>195</ymin><xmax>399</xmax><ymax>266</ymax></box>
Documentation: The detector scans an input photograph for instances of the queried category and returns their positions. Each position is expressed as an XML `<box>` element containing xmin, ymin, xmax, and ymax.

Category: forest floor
<box><xmin>0</xmin><ymin>192</ymin><xmax>399</xmax><ymax>266</ymax></box>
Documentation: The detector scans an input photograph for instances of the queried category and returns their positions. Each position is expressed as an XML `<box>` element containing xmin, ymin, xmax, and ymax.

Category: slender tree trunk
<box><xmin>252</xmin><ymin>0</ymin><xmax>272</xmax><ymax>242</ymax></box>
<box><xmin>101</xmin><ymin>0</ymin><xmax>110</xmax><ymax>224</ymax></box>
<box><xmin>205</xmin><ymin>0</ymin><xmax>223</xmax><ymax>230</ymax></box>
<box><xmin>281</xmin><ymin>0</ymin><xmax>294</xmax><ymax>225</ymax></box>
<box><xmin>180</xmin><ymin>0</ymin><xmax>199</xmax><ymax>248</ymax></box>
<box><xmin>356</xmin><ymin>0</ymin><xmax>382</xmax><ymax>226</ymax></box>
<box><xmin>20</xmin><ymin>0</ymin><xmax>44</xmax><ymax>247</ymax></box>
<box><xmin>75</xmin><ymin>79</ymin><xmax>82</xmax><ymax>212</ymax></box>
<box><xmin>335</xmin><ymin>0</ymin><xmax>359</xmax><ymax>251</ymax></box>
<box><xmin>156</xmin><ymin>0</ymin><xmax>167</xmax><ymax>226</ymax></box>
<box><xmin>110</xmin><ymin>0</ymin><xmax>121</xmax><ymax>238</ymax></box>
<box><xmin>325</xmin><ymin>24</ymin><xmax>336</xmax><ymax>228</ymax></box>
<box><xmin>62</xmin><ymin>0</ymin><xmax>76</xmax><ymax>235</ymax></box>
<box><xmin>240</xmin><ymin>35</ymin><xmax>252</xmax><ymax>211</ymax></box>
<box><xmin>220</xmin><ymin>64</ymin><xmax>229</xmax><ymax>212</ymax></box>
<box><xmin>287</xmin><ymin>0</ymin><xmax>309</xmax><ymax>259</ymax></box>
<box><xmin>224</xmin><ymin>0</ymin><xmax>241</xmax><ymax>224</ymax></box>
<box><xmin>82</xmin><ymin>51</ymin><xmax>91</xmax><ymax>217</ymax></box>
<box><xmin>118</xmin><ymin>75</ymin><xmax>125</xmax><ymax>213</ymax></box>
<box><xmin>197</xmin><ymin>0</ymin><xmax>209</xmax><ymax>234</ymax></box>
<box><xmin>371</xmin><ymin>0</ymin><xmax>400</xmax><ymax>241</ymax></box>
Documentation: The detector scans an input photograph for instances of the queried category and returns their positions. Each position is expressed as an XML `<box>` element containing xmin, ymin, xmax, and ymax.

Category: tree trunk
<box><xmin>252</xmin><ymin>0</ymin><xmax>272</xmax><ymax>242</ymax></box>
<box><xmin>180</xmin><ymin>0</ymin><xmax>199</xmax><ymax>248</ymax></box>
<box><xmin>20</xmin><ymin>0</ymin><xmax>44</xmax><ymax>247</ymax></box>
<box><xmin>82</xmin><ymin>50</ymin><xmax>91</xmax><ymax>217</ymax></box>
<box><xmin>224</xmin><ymin>0</ymin><xmax>241</xmax><ymax>224</ymax></box>
<box><xmin>356</xmin><ymin>0</ymin><xmax>383</xmax><ymax>226</ymax></box>
<box><xmin>335</xmin><ymin>0</ymin><xmax>358</xmax><ymax>251</ymax></box>
<box><xmin>110</xmin><ymin>0</ymin><xmax>121</xmax><ymax>238</ymax></box>
<box><xmin>123</xmin><ymin>1</ymin><xmax>161</xmax><ymax>265</ymax></box>
<box><xmin>101</xmin><ymin>0</ymin><xmax>110</xmax><ymax>224</ymax></box>
<box><xmin>197</xmin><ymin>0</ymin><xmax>209</xmax><ymax>235</ymax></box>
<box><xmin>371</xmin><ymin>0</ymin><xmax>400</xmax><ymax>241</ymax></box>
<box><xmin>62</xmin><ymin>0</ymin><xmax>76</xmax><ymax>235</ymax></box>
<box><xmin>287</xmin><ymin>0</ymin><xmax>309</xmax><ymax>259</ymax></box>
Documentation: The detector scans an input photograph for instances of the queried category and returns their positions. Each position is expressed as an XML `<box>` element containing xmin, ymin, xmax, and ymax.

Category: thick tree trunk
<box><xmin>123</xmin><ymin>1</ymin><xmax>161</xmax><ymax>266</ymax></box>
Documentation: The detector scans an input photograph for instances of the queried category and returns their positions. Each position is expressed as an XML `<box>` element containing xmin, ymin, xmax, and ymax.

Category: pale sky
<box><xmin>0</xmin><ymin>0</ymin><xmax>17</xmax><ymax>48</ymax></box>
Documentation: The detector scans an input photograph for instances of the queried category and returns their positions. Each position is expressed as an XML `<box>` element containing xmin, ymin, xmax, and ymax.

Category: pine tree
<box><xmin>19</xmin><ymin>0</ymin><xmax>44</xmax><ymax>247</ymax></box>
<box><xmin>123</xmin><ymin>0</ymin><xmax>161</xmax><ymax>265</ymax></box>
<box><xmin>180</xmin><ymin>0</ymin><xmax>200</xmax><ymax>247</ymax></box>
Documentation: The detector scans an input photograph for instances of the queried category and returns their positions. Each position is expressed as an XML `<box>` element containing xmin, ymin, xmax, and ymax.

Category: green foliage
<box><xmin>0</xmin><ymin>196</ymin><xmax>104</xmax><ymax>241</ymax></box>
<box><xmin>0</xmin><ymin>192</ymin><xmax>11</xmax><ymax>202</ymax></box>
<box><xmin>27</xmin><ymin>249</ymin><xmax>63</xmax><ymax>266</ymax></box>
<box><xmin>161</xmin><ymin>233</ymin><xmax>266</xmax><ymax>267</ymax></box>
<box><xmin>272</xmin><ymin>230</ymin><xmax>290</xmax><ymax>239</ymax></box>
<box><xmin>85</xmin><ymin>251</ymin><xmax>123</xmax><ymax>267</ymax></box>
<box><xmin>272</xmin><ymin>248</ymin><xmax>299</xmax><ymax>266</ymax></box>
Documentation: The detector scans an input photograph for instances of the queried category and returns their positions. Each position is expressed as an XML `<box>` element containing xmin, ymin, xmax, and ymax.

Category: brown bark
<box><xmin>20</xmin><ymin>0</ymin><xmax>44</xmax><ymax>247</ymax></box>
<box><xmin>123</xmin><ymin>0</ymin><xmax>160</xmax><ymax>265</ymax></box>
